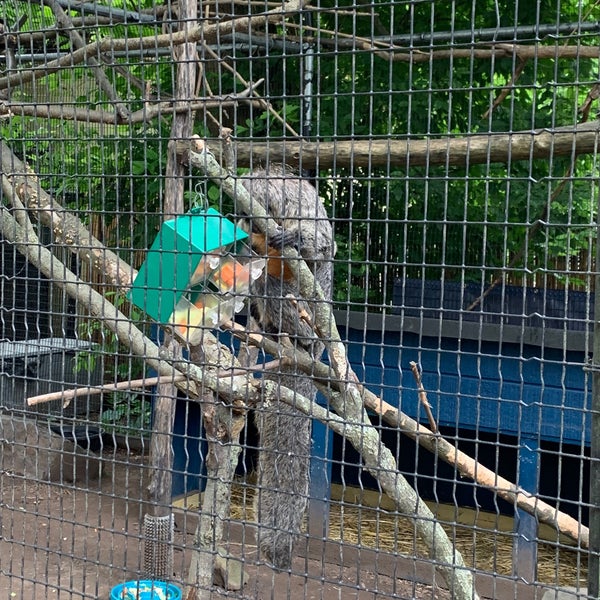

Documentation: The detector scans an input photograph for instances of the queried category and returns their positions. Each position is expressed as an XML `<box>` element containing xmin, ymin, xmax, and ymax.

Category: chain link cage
<box><xmin>0</xmin><ymin>1</ymin><xmax>598</xmax><ymax>599</ymax></box>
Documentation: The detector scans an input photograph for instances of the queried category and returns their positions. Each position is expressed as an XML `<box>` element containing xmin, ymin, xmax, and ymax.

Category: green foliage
<box><xmin>312</xmin><ymin>0</ymin><xmax>600</xmax><ymax>305</ymax></box>
<box><xmin>75</xmin><ymin>293</ymin><xmax>150</xmax><ymax>433</ymax></box>
<box><xmin>1</xmin><ymin>2</ymin><xmax>54</xmax><ymax>32</ymax></box>
<box><xmin>101</xmin><ymin>391</ymin><xmax>153</xmax><ymax>437</ymax></box>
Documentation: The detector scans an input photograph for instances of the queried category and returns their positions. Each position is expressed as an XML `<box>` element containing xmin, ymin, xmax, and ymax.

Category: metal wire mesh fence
<box><xmin>0</xmin><ymin>1</ymin><xmax>598</xmax><ymax>599</ymax></box>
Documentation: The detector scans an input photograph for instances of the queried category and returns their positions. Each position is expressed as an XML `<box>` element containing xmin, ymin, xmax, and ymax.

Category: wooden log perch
<box><xmin>212</xmin><ymin>120</ymin><xmax>600</xmax><ymax>170</ymax></box>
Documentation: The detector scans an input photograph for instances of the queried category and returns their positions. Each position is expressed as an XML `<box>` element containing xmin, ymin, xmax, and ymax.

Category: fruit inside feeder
<box><xmin>188</xmin><ymin>252</ymin><xmax>265</xmax><ymax>294</ymax></box>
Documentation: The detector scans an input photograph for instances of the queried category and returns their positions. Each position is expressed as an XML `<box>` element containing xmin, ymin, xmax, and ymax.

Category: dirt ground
<box><xmin>0</xmin><ymin>446</ymin><xmax>451</xmax><ymax>600</ymax></box>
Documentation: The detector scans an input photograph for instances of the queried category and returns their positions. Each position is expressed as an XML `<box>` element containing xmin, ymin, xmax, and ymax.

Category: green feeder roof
<box><xmin>128</xmin><ymin>208</ymin><xmax>249</xmax><ymax>323</ymax></box>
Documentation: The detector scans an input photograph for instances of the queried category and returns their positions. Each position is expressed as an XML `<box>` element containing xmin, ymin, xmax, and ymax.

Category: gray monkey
<box><xmin>239</xmin><ymin>165</ymin><xmax>335</xmax><ymax>569</ymax></box>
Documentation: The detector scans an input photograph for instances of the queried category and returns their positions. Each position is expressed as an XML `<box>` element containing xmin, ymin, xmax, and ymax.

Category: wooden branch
<box><xmin>0</xmin><ymin>103</ymin><xmax>125</xmax><ymax>124</ymax></box>
<box><xmin>0</xmin><ymin>93</ymin><xmax>264</xmax><ymax>125</ymax></box>
<box><xmin>362</xmin><ymin>392</ymin><xmax>589</xmax><ymax>550</ymax></box>
<box><xmin>45</xmin><ymin>0</ymin><xmax>129</xmax><ymax>121</ymax></box>
<box><xmin>482</xmin><ymin>56</ymin><xmax>527</xmax><ymax>119</ymax></box>
<box><xmin>243</xmin><ymin>23</ymin><xmax>600</xmax><ymax>64</ymax></box>
<box><xmin>410</xmin><ymin>361</ymin><xmax>438</xmax><ymax>433</ymax></box>
<box><xmin>368</xmin><ymin>41</ymin><xmax>600</xmax><ymax>64</ymax></box>
<box><xmin>0</xmin><ymin>141</ymin><xmax>135</xmax><ymax>288</ymax></box>
<box><xmin>224</xmin><ymin>319</ymin><xmax>589</xmax><ymax>549</ymax></box>
<box><xmin>260</xmin><ymin>377</ymin><xmax>479</xmax><ymax>600</ymax></box>
<box><xmin>226</xmin><ymin>120</ymin><xmax>600</xmax><ymax>170</ymax></box>
<box><xmin>185</xmin><ymin>349</ymin><xmax>247</xmax><ymax>598</ymax></box>
<box><xmin>26</xmin><ymin>375</ymin><xmax>186</xmax><ymax>407</ymax></box>
<box><xmin>0</xmin><ymin>0</ymin><xmax>306</xmax><ymax>92</ymax></box>
<box><xmin>7</xmin><ymin>16</ymin><xmax>115</xmax><ymax>45</ymax></box>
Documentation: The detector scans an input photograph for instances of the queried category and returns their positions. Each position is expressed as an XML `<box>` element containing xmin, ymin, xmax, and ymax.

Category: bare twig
<box><xmin>289</xmin><ymin>295</ymin><xmax>316</xmax><ymax>324</ymax></box>
<box><xmin>580</xmin><ymin>83</ymin><xmax>600</xmax><ymax>122</ymax></box>
<box><xmin>202</xmin><ymin>44</ymin><xmax>300</xmax><ymax>137</ymax></box>
<box><xmin>466</xmin><ymin>157</ymin><xmax>575</xmax><ymax>312</ymax></box>
<box><xmin>482</xmin><ymin>56</ymin><xmax>528</xmax><ymax>119</ymax></box>
<box><xmin>409</xmin><ymin>361</ymin><xmax>438</xmax><ymax>433</ymax></box>
<box><xmin>26</xmin><ymin>375</ymin><xmax>187</xmax><ymax>407</ymax></box>
<box><xmin>217</xmin><ymin>359</ymin><xmax>283</xmax><ymax>377</ymax></box>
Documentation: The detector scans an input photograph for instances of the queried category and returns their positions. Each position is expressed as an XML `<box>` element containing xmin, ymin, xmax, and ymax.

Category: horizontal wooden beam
<box><xmin>188</xmin><ymin>121</ymin><xmax>600</xmax><ymax>170</ymax></box>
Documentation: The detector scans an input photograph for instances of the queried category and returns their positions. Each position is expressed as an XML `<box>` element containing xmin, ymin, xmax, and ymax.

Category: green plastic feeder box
<box><xmin>128</xmin><ymin>208</ymin><xmax>264</xmax><ymax>344</ymax></box>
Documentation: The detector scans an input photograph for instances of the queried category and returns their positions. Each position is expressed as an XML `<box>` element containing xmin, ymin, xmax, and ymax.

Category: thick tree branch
<box><xmin>3</xmin><ymin>112</ymin><xmax>597</xmax><ymax>171</ymax></box>
<box><xmin>225</xmin><ymin>120</ymin><xmax>600</xmax><ymax>170</ymax></box>
<box><xmin>0</xmin><ymin>140</ymin><xmax>135</xmax><ymax>287</ymax></box>
<box><xmin>232</xmin><ymin>23</ymin><xmax>600</xmax><ymax>64</ymax></box>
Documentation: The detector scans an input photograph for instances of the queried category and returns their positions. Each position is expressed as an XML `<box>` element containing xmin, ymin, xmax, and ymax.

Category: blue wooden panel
<box><xmin>394</xmin><ymin>279</ymin><xmax>593</xmax><ymax>332</ymax></box>
<box><xmin>172</xmin><ymin>397</ymin><xmax>206</xmax><ymax>497</ymax></box>
<box><xmin>339</xmin><ymin>326</ymin><xmax>591</xmax><ymax>446</ymax></box>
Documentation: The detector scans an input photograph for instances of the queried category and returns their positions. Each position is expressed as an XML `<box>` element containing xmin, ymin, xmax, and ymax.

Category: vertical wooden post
<box><xmin>145</xmin><ymin>0</ymin><xmax>199</xmax><ymax>581</ymax></box>
<box><xmin>512</xmin><ymin>436</ymin><xmax>540</xmax><ymax>583</ymax></box>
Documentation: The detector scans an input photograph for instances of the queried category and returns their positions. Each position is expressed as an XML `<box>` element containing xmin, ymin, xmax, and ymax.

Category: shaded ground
<box><xmin>0</xmin><ymin>446</ymin><xmax>451</xmax><ymax>600</ymax></box>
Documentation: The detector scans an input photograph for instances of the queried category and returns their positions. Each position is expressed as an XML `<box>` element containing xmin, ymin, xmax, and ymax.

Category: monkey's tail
<box><xmin>253</xmin><ymin>375</ymin><xmax>314</xmax><ymax>569</ymax></box>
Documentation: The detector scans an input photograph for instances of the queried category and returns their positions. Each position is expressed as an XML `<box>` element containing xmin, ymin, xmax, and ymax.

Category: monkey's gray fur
<box><xmin>240</xmin><ymin>165</ymin><xmax>335</xmax><ymax>569</ymax></box>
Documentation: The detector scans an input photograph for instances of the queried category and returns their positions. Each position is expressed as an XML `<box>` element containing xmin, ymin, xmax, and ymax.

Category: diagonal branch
<box><xmin>0</xmin><ymin>140</ymin><xmax>135</xmax><ymax>288</ymax></box>
<box><xmin>44</xmin><ymin>0</ymin><xmax>129</xmax><ymax>121</ymax></box>
<box><xmin>201</xmin><ymin>44</ymin><xmax>300</xmax><ymax>138</ymax></box>
<box><xmin>0</xmin><ymin>176</ymin><xmax>196</xmax><ymax>398</ymax></box>
<box><xmin>223</xmin><ymin>319</ymin><xmax>589</xmax><ymax>549</ymax></box>
<box><xmin>258</xmin><ymin>375</ymin><xmax>478</xmax><ymax>599</ymax></box>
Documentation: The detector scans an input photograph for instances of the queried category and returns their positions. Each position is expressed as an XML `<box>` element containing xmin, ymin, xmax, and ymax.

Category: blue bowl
<box><xmin>110</xmin><ymin>580</ymin><xmax>182</xmax><ymax>600</ymax></box>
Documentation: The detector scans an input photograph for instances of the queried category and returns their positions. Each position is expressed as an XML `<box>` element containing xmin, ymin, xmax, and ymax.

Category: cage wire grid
<box><xmin>0</xmin><ymin>0</ymin><xmax>598</xmax><ymax>599</ymax></box>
